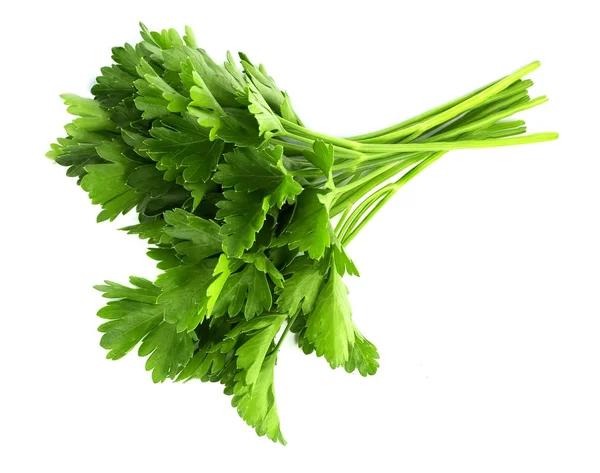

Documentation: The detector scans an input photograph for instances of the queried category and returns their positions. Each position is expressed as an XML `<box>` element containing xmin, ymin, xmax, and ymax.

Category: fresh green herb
<box><xmin>48</xmin><ymin>23</ymin><xmax>557</xmax><ymax>444</ymax></box>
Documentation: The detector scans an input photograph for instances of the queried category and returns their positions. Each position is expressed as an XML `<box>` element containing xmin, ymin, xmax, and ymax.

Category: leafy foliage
<box><xmin>305</xmin><ymin>262</ymin><xmax>355</xmax><ymax>368</ymax></box>
<box><xmin>274</xmin><ymin>189</ymin><xmax>332</xmax><ymax>259</ymax></box>
<box><xmin>48</xmin><ymin>22</ymin><xmax>555</xmax><ymax>444</ymax></box>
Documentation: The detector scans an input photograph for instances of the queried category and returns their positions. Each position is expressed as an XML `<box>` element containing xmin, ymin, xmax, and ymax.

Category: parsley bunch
<box><xmin>48</xmin><ymin>23</ymin><xmax>557</xmax><ymax>444</ymax></box>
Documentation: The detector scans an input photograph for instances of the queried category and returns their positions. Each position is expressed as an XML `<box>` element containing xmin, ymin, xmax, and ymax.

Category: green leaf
<box><xmin>139</xmin><ymin>23</ymin><xmax>184</xmax><ymax>53</ymax></box>
<box><xmin>96</xmin><ymin>278</ymin><xmax>162</xmax><ymax>360</ymax></box>
<box><xmin>121</xmin><ymin>219</ymin><xmax>172</xmax><ymax>244</ymax></box>
<box><xmin>332</xmin><ymin>243</ymin><xmax>360</xmax><ymax>277</ymax></box>
<box><xmin>111</xmin><ymin>97</ymin><xmax>150</xmax><ymax>134</ymax></box>
<box><xmin>95</xmin><ymin>276</ymin><xmax>159</xmax><ymax>304</ymax></box>
<box><xmin>232</xmin><ymin>354</ymin><xmax>286</xmax><ymax>444</ymax></box>
<box><xmin>138</xmin><ymin>321</ymin><xmax>195</xmax><ymax>383</ymax></box>
<box><xmin>187</xmin><ymin>67</ymin><xmax>241</xmax><ymax>141</ymax></box>
<box><xmin>228</xmin><ymin>314</ymin><xmax>286</xmax><ymax>387</ymax></box>
<box><xmin>305</xmin><ymin>263</ymin><xmax>355</xmax><ymax>368</ymax></box>
<box><xmin>176</xmin><ymin>315</ymin><xmax>236</xmax><ymax>382</ymax></box>
<box><xmin>92</xmin><ymin>43</ymin><xmax>141</xmax><ymax>108</ymax></box>
<box><xmin>147</xmin><ymin>247</ymin><xmax>182</xmax><ymax>270</ymax></box>
<box><xmin>138</xmin><ymin>58</ymin><xmax>189</xmax><ymax>113</ymax></box>
<box><xmin>163</xmin><ymin>209</ymin><xmax>223</xmax><ymax>262</ymax></box>
<box><xmin>182</xmin><ymin>180</ymin><xmax>216</xmax><ymax>211</ymax></box>
<box><xmin>214</xmin><ymin>145</ymin><xmax>302</xmax><ymax>208</ymax></box>
<box><xmin>276</xmin><ymin>256</ymin><xmax>324</xmax><ymax>316</ymax></box>
<box><xmin>96</xmin><ymin>139</ymin><xmax>146</xmax><ymax>166</ymax></box>
<box><xmin>98</xmin><ymin>300</ymin><xmax>163</xmax><ymax>360</ymax></box>
<box><xmin>303</xmin><ymin>140</ymin><xmax>334</xmax><ymax>188</ymax></box>
<box><xmin>239</xmin><ymin>53</ymin><xmax>303</xmax><ymax>126</ymax></box>
<box><xmin>216</xmin><ymin>190</ymin><xmax>269</xmax><ymax>258</ymax></box>
<box><xmin>206</xmin><ymin>254</ymin><xmax>236</xmax><ymax>315</ymax></box>
<box><xmin>81</xmin><ymin>162</ymin><xmax>142</xmax><ymax>222</ymax></box>
<box><xmin>48</xmin><ymin>98</ymin><xmax>120</xmax><ymax>182</ymax></box>
<box><xmin>143</xmin><ymin>114</ymin><xmax>224</xmax><ymax>183</ymax></box>
<box><xmin>240</xmin><ymin>54</ymin><xmax>284</xmax><ymax>112</ymax></box>
<box><xmin>177</xmin><ymin>346</ymin><xmax>229</xmax><ymax>382</ymax></box>
<box><xmin>242</xmin><ymin>252</ymin><xmax>284</xmax><ymax>288</ymax></box>
<box><xmin>127</xmin><ymin>164</ymin><xmax>172</xmax><ymax>197</ymax></box>
<box><xmin>274</xmin><ymin>189</ymin><xmax>331</xmax><ymax>259</ymax></box>
<box><xmin>156</xmin><ymin>258</ymin><xmax>218</xmax><ymax>332</ymax></box>
<box><xmin>245</xmin><ymin>79</ymin><xmax>283</xmax><ymax>139</ymax></box>
<box><xmin>60</xmin><ymin>94</ymin><xmax>116</xmax><ymax>132</ymax></box>
<box><xmin>344</xmin><ymin>328</ymin><xmax>379</xmax><ymax>377</ymax></box>
<box><xmin>280</xmin><ymin>92</ymin><xmax>302</xmax><ymax>124</ymax></box>
<box><xmin>48</xmin><ymin>137</ymin><xmax>105</xmax><ymax>182</ymax></box>
<box><xmin>212</xmin><ymin>262</ymin><xmax>273</xmax><ymax>319</ymax></box>
<box><xmin>136</xmin><ymin>184</ymin><xmax>191</xmax><ymax>218</ymax></box>
<box><xmin>133</xmin><ymin>69</ymin><xmax>172</xmax><ymax>120</ymax></box>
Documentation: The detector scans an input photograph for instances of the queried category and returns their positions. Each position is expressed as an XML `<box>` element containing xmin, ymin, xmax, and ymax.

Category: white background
<box><xmin>1</xmin><ymin>1</ymin><xmax>598</xmax><ymax>471</ymax></box>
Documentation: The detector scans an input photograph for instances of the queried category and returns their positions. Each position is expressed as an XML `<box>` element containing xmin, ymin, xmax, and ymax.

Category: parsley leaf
<box><xmin>95</xmin><ymin>276</ymin><xmax>159</xmax><ymax>304</ymax></box>
<box><xmin>211</xmin><ymin>261</ymin><xmax>273</xmax><ymax>319</ymax></box>
<box><xmin>303</xmin><ymin>140</ymin><xmax>334</xmax><ymax>188</ymax></box>
<box><xmin>214</xmin><ymin>145</ymin><xmax>302</xmax><ymax>208</ymax></box>
<box><xmin>276</xmin><ymin>256</ymin><xmax>325</xmax><ymax>316</ymax></box>
<box><xmin>156</xmin><ymin>258</ymin><xmax>218</xmax><ymax>332</ymax></box>
<box><xmin>80</xmin><ymin>162</ymin><xmax>142</xmax><ymax>222</ymax></box>
<box><xmin>96</xmin><ymin>277</ymin><xmax>162</xmax><ymax>360</ymax></box>
<box><xmin>216</xmin><ymin>190</ymin><xmax>269</xmax><ymax>258</ymax></box>
<box><xmin>138</xmin><ymin>320</ymin><xmax>195</xmax><ymax>383</ymax></box>
<box><xmin>92</xmin><ymin>43</ymin><xmax>140</xmax><ymax>108</ymax></box>
<box><xmin>344</xmin><ymin>328</ymin><xmax>380</xmax><ymax>376</ymax></box>
<box><xmin>143</xmin><ymin>113</ymin><xmax>224</xmax><ymax>184</ymax></box>
<box><xmin>305</xmin><ymin>262</ymin><xmax>355</xmax><ymax>368</ymax></box>
<box><xmin>274</xmin><ymin>189</ymin><xmax>332</xmax><ymax>259</ymax></box>
<box><xmin>232</xmin><ymin>354</ymin><xmax>286</xmax><ymax>444</ymax></box>
<box><xmin>238</xmin><ymin>53</ymin><xmax>302</xmax><ymax>125</ymax></box>
<box><xmin>162</xmin><ymin>209</ymin><xmax>223</xmax><ymax>262</ymax></box>
<box><xmin>227</xmin><ymin>314</ymin><xmax>286</xmax><ymax>386</ymax></box>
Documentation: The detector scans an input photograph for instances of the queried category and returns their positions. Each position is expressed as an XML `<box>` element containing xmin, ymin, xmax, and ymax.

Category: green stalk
<box><xmin>471</xmin><ymin>126</ymin><xmax>527</xmax><ymax>140</ymax></box>
<box><xmin>270</xmin><ymin>314</ymin><xmax>298</xmax><ymax>356</ymax></box>
<box><xmin>351</xmin><ymin>133</ymin><xmax>557</xmax><ymax>153</ymax></box>
<box><xmin>282</xmin><ymin>117</ymin><xmax>557</xmax><ymax>154</ymax></box>
<box><xmin>342</xmin><ymin>152</ymin><xmax>446</xmax><ymax>246</ymax></box>
<box><xmin>437</xmin><ymin>79</ymin><xmax>533</xmax><ymax>133</ymax></box>
<box><xmin>337</xmin><ymin>184</ymin><xmax>395</xmax><ymax>241</ymax></box>
<box><xmin>357</xmin><ymin>61</ymin><xmax>541</xmax><ymax>143</ymax></box>
<box><xmin>331</xmin><ymin>163</ymin><xmax>398</xmax><ymax>196</ymax></box>
<box><xmin>345</xmin><ymin>78</ymin><xmax>506</xmax><ymax>142</ymax></box>
<box><xmin>330</xmin><ymin>156</ymin><xmax>427</xmax><ymax>217</ymax></box>
<box><xmin>424</xmin><ymin>96</ymin><xmax>547</xmax><ymax>142</ymax></box>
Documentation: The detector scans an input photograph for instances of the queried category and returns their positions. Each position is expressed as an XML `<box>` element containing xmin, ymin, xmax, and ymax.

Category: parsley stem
<box><xmin>337</xmin><ymin>184</ymin><xmax>395</xmax><ymax>241</ymax></box>
<box><xmin>334</xmin><ymin>205</ymin><xmax>353</xmax><ymax>234</ymax></box>
<box><xmin>442</xmin><ymin>85</ymin><xmax>531</xmax><ymax>132</ymax></box>
<box><xmin>356</xmin><ymin>61</ymin><xmax>541</xmax><ymax>143</ymax></box>
<box><xmin>279</xmin><ymin>130</ymin><xmax>364</xmax><ymax>157</ymax></box>
<box><xmin>412</xmin><ymin>93</ymin><xmax>530</xmax><ymax>144</ymax></box>
<box><xmin>332</xmin><ymin>163</ymin><xmax>398</xmax><ymax>198</ymax></box>
<box><xmin>289</xmin><ymin>152</ymin><xmax>416</xmax><ymax>178</ymax></box>
<box><xmin>353</xmin><ymin>132</ymin><xmax>558</xmax><ymax>153</ymax></box>
<box><xmin>369</xmin><ymin>79</ymin><xmax>533</xmax><ymax>144</ymax></box>
<box><xmin>273</xmin><ymin>138</ymin><xmax>361</xmax><ymax>160</ymax></box>
<box><xmin>330</xmin><ymin>155</ymin><xmax>433</xmax><ymax>217</ymax></box>
<box><xmin>342</xmin><ymin>151</ymin><xmax>446</xmax><ymax>246</ymax></box>
<box><xmin>345</xmin><ymin>78</ymin><xmax>504</xmax><ymax>142</ymax></box>
<box><xmin>271</xmin><ymin>314</ymin><xmax>298</xmax><ymax>356</ymax></box>
<box><xmin>282</xmin><ymin>119</ymin><xmax>557</xmax><ymax>153</ymax></box>
<box><xmin>471</xmin><ymin>126</ymin><xmax>527</xmax><ymax>140</ymax></box>
<box><xmin>423</xmin><ymin>96</ymin><xmax>547</xmax><ymax>142</ymax></box>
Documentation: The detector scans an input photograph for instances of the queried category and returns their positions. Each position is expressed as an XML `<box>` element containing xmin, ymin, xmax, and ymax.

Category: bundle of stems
<box><xmin>277</xmin><ymin>61</ymin><xmax>555</xmax><ymax>245</ymax></box>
